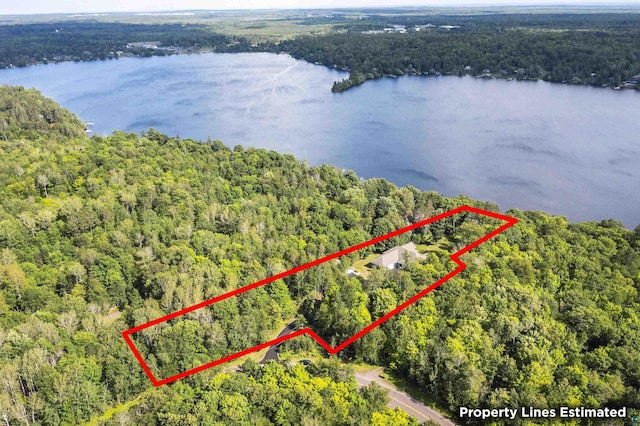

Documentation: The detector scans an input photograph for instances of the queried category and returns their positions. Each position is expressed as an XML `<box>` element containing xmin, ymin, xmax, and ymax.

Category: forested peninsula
<box><xmin>0</xmin><ymin>86</ymin><xmax>639</xmax><ymax>425</ymax></box>
<box><xmin>279</xmin><ymin>12</ymin><xmax>640</xmax><ymax>91</ymax></box>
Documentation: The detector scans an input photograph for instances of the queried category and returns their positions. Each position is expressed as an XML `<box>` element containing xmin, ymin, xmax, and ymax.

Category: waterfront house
<box><xmin>368</xmin><ymin>242</ymin><xmax>426</xmax><ymax>270</ymax></box>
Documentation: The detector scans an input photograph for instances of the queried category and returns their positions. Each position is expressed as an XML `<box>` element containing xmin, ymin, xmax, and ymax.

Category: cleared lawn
<box><xmin>416</xmin><ymin>237</ymin><xmax>453</xmax><ymax>254</ymax></box>
<box><xmin>351</xmin><ymin>253</ymin><xmax>379</xmax><ymax>279</ymax></box>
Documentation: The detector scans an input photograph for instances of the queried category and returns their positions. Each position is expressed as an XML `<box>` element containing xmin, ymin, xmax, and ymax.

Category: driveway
<box><xmin>259</xmin><ymin>321</ymin><xmax>297</xmax><ymax>364</ymax></box>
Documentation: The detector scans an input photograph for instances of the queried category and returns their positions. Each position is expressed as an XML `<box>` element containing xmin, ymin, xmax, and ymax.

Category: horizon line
<box><xmin>3</xmin><ymin>3</ymin><xmax>640</xmax><ymax>17</ymax></box>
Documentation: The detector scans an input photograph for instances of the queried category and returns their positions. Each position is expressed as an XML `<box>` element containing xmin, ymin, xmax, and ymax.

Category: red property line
<box><xmin>123</xmin><ymin>205</ymin><xmax>518</xmax><ymax>386</ymax></box>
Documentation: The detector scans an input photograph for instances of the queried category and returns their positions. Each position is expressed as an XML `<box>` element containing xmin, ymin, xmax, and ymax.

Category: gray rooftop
<box><xmin>369</xmin><ymin>242</ymin><xmax>426</xmax><ymax>268</ymax></box>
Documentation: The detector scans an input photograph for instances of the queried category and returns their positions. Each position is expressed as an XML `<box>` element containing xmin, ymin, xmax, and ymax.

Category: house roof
<box><xmin>369</xmin><ymin>242</ymin><xmax>426</xmax><ymax>268</ymax></box>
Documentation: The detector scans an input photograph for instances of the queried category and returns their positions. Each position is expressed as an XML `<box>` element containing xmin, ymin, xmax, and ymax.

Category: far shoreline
<box><xmin>3</xmin><ymin>48</ymin><xmax>639</xmax><ymax>94</ymax></box>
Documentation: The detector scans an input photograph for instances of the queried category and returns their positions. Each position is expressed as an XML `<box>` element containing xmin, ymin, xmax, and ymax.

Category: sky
<box><xmin>0</xmin><ymin>0</ymin><xmax>636</xmax><ymax>15</ymax></box>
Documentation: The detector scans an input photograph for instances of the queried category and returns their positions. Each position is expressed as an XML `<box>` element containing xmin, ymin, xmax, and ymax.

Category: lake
<box><xmin>1</xmin><ymin>52</ymin><xmax>639</xmax><ymax>227</ymax></box>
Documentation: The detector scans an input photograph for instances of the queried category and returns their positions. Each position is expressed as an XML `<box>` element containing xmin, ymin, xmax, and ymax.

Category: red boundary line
<box><xmin>123</xmin><ymin>205</ymin><xmax>517</xmax><ymax>386</ymax></box>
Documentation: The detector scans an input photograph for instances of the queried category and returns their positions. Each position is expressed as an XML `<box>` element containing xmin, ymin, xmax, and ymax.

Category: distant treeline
<box><xmin>0</xmin><ymin>22</ymin><xmax>254</xmax><ymax>68</ymax></box>
<box><xmin>1</xmin><ymin>14</ymin><xmax>639</xmax><ymax>92</ymax></box>
<box><xmin>335</xmin><ymin>11</ymin><xmax>640</xmax><ymax>31</ymax></box>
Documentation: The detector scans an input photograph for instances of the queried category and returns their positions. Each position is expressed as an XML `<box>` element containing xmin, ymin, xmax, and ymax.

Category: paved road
<box><xmin>355</xmin><ymin>367</ymin><xmax>457</xmax><ymax>426</ymax></box>
<box><xmin>258</xmin><ymin>324</ymin><xmax>456</xmax><ymax>425</ymax></box>
<box><xmin>259</xmin><ymin>321</ymin><xmax>297</xmax><ymax>364</ymax></box>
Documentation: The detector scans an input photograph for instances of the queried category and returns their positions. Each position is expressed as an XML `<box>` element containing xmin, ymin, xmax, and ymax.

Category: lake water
<box><xmin>1</xmin><ymin>52</ymin><xmax>639</xmax><ymax>227</ymax></box>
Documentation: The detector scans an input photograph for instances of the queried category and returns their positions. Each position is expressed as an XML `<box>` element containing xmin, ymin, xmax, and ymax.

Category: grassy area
<box><xmin>351</xmin><ymin>253</ymin><xmax>378</xmax><ymax>279</ymax></box>
<box><xmin>416</xmin><ymin>237</ymin><xmax>453</xmax><ymax>254</ymax></box>
<box><xmin>348</xmin><ymin>361</ymin><xmax>381</xmax><ymax>373</ymax></box>
<box><xmin>415</xmin><ymin>243</ymin><xmax>443</xmax><ymax>253</ymax></box>
<box><xmin>211</xmin><ymin>20</ymin><xmax>336</xmax><ymax>43</ymax></box>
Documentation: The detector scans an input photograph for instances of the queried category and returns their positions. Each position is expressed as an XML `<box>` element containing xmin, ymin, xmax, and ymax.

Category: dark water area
<box><xmin>2</xmin><ymin>52</ymin><xmax>639</xmax><ymax>227</ymax></box>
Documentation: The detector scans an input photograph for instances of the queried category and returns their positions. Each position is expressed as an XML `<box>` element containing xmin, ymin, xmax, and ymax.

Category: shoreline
<box><xmin>3</xmin><ymin>48</ymin><xmax>638</xmax><ymax>94</ymax></box>
<box><xmin>328</xmin><ymin>68</ymin><xmax>640</xmax><ymax>93</ymax></box>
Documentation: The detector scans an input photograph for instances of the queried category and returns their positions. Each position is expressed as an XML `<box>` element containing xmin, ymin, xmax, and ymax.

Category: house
<box><xmin>383</xmin><ymin>25</ymin><xmax>407</xmax><ymax>34</ymax></box>
<box><xmin>414</xmin><ymin>24</ymin><xmax>436</xmax><ymax>31</ymax></box>
<box><xmin>368</xmin><ymin>242</ymin><xmax>426</xmax><ymax>270</ymax></box>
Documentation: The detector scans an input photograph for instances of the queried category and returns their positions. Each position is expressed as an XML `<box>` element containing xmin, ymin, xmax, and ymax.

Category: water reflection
<box><xmin>1</xmin><ymin>53</ymin><xmax>638</xmax><ymax>227</ymax></box>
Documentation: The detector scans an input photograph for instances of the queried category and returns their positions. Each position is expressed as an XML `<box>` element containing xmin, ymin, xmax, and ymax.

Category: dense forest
<box><xmin>0</xmin><ymin>86</ymin><xmax>639</xmax><ymax>425</ymax></box>
<box><xmin>0</xmin><ymin>22</ymin><xmax>253</xmax><ymax>68</ymax></box>
<box><xmin>282</xmin><ymin>12</ymin><xmax>640</xmax><ymax>91</ymax></box>
<box><xmin>279</xmin><ymin>25</ymin><xmax>640</xmax><ymax>91</ymax></box>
